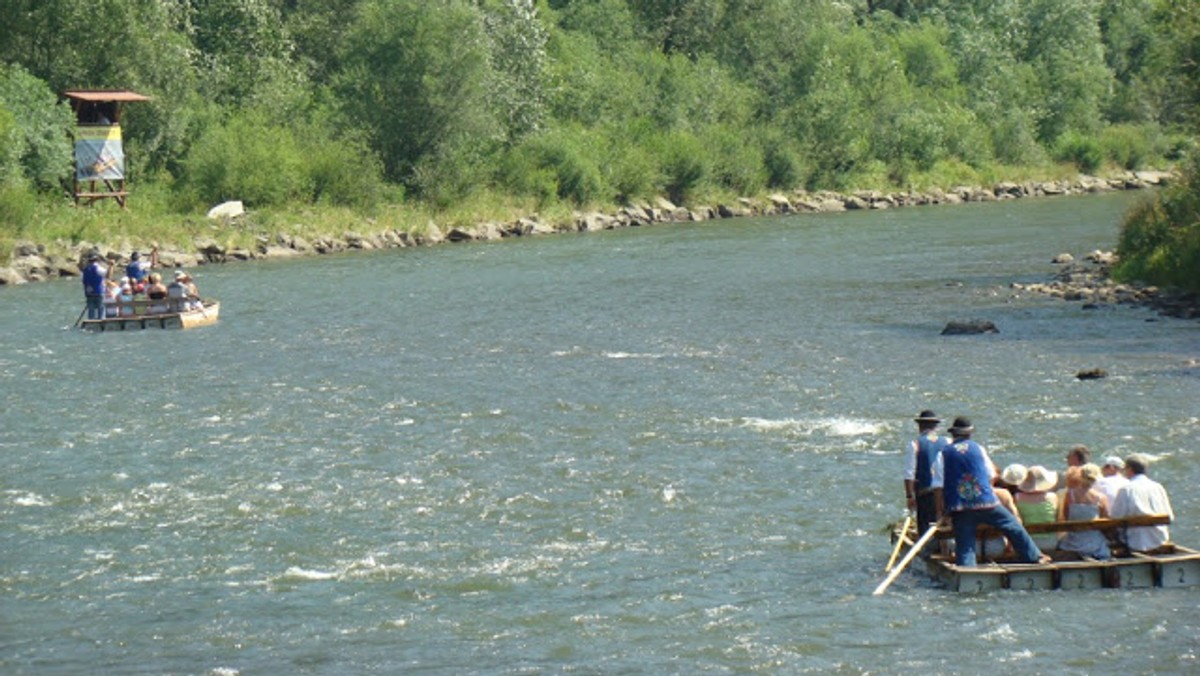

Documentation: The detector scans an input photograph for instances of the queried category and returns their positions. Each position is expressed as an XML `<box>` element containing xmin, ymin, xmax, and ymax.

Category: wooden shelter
<box><xmin>64</xmin><ymin>90</ymin><xmax>150</xmax><ymax>207</ymax></box>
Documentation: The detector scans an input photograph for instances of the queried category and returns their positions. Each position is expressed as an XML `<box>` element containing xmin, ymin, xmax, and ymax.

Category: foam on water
<box><xmin>3</xmin><ymin>192</ymin><xmax>1197</xmax><ymax>673</ymax></box>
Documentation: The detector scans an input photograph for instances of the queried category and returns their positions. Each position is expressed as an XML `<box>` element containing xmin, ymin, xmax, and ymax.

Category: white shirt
<box><xmin>1110</xmin><ymin>474</ymin><xmax>1173</xmax><ymax>551</ymax></box>
<box><xmin>1096</xmin><ymin>474</ymin><xmax>1129</xmax><ymax>509</ymax></box>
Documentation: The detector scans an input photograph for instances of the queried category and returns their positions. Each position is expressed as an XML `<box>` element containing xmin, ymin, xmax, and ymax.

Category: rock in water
<box><xmin>1076</xmin><ymin>368</ymin><xmax>1108</xmax><ymax>380</ymax></box>
<box><xmin>941</xmin><ymin>320</ymin><xmax>999</xmax><ymax>335</ymax></box>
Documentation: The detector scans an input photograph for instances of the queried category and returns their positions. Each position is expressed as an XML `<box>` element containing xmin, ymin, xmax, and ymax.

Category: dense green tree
<box><xmin>0</xmin><ymin>0</ymin><xmax>1192</xmax><ymax>210</ymax></box>
<box><xmin>336</xmin><ymin>0</ymin><xmax>500</xmax><ymax>201</ymax></box>
<box><xmin>0</xmin><ymin>64</ymin><xmax>74</xmax><ymax>191</ymax></box>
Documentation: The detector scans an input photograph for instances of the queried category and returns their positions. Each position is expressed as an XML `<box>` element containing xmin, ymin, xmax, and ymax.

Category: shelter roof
<box><xmin>64</xmin><ymin>90</ymin><xmax>150</xmax><ymax>103</ymax></box>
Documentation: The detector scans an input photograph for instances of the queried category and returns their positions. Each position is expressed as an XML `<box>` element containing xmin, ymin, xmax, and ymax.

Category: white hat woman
<box><xmin>1014</xmin><ymin>465</ymin><xmax>1060</xmax><ymax>552</ymax></box>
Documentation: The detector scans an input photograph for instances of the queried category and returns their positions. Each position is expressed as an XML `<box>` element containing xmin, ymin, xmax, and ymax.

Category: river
<box><xmin>2</xmin><ymin>192</ymin><xmax>1197</xmax><ymax>674</ymax></box>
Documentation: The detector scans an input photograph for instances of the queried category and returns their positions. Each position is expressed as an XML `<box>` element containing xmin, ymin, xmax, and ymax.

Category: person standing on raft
<box><xmin>935</xmin><ymin>417</ymin><xmax>1051</xmax><ymax>567</ymax></box>
<box><xmin>903</xmin><ymin>409</ymin><xmax>951</xmax><ymax>533</ymax></box>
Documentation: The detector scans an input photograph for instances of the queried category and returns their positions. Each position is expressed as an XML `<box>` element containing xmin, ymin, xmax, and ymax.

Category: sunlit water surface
<box><xmin>2</xmin><ymin>192</ymin><xmax>1198</xmax><ymax>674</ymax></box>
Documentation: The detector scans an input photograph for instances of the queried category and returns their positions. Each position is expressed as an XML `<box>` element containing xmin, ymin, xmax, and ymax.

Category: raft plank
<box><xmin>1109</xmin><ymin>558</ymin><xmax>1157</xmax><ymax>588</ymax></box>
<box><xmin>1146</xmin><ymin>546</ymin><xmax>1200</xmax><ymax>588</ymax></box>
<box><xmin>1055</xmin><ymin>561</ymin><xmax>1109</xmax><ymax>590</ymax></box>
<box><xmin>1005</xmin><ymin>565</ymin><xmax>1056</xmax><ymax>591</ymax></box>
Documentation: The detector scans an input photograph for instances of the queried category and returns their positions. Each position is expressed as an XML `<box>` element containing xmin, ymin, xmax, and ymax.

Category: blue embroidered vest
<box><xmin>915</xmin><ymin>433</ymin><xmax>950</xmax><ymax>490</ymax></box>
<box><xmin>941</xmin><ymin>439</ymin><xmax>998</xmax><ymax>512</ymax></box>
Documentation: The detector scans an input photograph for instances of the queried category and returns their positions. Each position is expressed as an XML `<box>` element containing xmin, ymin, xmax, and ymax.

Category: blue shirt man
<box><xmin>81</xmin><ymin>255</ymin><xmax>107</xmax><ymax>319</ymax></box>
<box><xmin>936</xmin><ymin>417</ymin><xmax>1047</xmax><ymax>567</ymax></box>
<box><xmin>126</xmin><ymin>251</ymin><xmax>150</xmax><ymax>283</ymax></box>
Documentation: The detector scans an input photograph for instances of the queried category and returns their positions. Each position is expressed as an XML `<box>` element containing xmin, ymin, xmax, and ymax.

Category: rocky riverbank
<box><xmin>0</xmin><ymin>170</ymin><xmax>1175</xmax><ymax>287</ymax></box>
<box><xmin>1011</xmin><ymin>250</ymin><xmax>1200</xmax><ymax>320</ymax></box>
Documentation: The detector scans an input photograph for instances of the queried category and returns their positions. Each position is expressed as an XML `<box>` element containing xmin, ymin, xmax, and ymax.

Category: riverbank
<box><xmin>0</xmin><ymin>170</ymin><xmax>1173</xmax><ymax>288</ymax></box>
<box><xmin>1012</xmin><ymin>249</ymin><xmax>1200</xmax><ymax>320</ymax></box>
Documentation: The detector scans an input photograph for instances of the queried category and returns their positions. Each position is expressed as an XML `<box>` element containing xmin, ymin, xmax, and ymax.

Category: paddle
<box><xmin>873</xmin><ymin>522</ymin><xmax>941</xmax><ymax>596</ymax></box>
<box><xmin>72</xmin><ymin>305</ymin><xmax>87</xmax><ymax>329</ymax></box>
<box><xmin>884</xmin><ymin>514</ymin><xmax>914</xmax><ymax>572</ymax></box>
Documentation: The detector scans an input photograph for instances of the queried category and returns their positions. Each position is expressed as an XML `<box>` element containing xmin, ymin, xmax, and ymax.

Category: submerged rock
<box><xmin>941</xmin><ymin>320</ymin><xmax>999</xmax><ymax>335</ymax></box>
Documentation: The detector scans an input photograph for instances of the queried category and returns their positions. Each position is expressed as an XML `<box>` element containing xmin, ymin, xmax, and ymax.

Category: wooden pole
<box><xmin>873</xmin><ymin>523</ymin><xmax>940</xmax><ymax>596</ymax></box>
<box><xmin>884</xmin><ymin>514</ymin><xmax>913</xmax><ymax>572</ymax></box>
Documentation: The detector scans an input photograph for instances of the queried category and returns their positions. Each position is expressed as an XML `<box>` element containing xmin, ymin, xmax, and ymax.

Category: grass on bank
<box><xmin>0</xmin><ymin>156</ymin><xmax>1175</xmax><ymax>271</ymax></box>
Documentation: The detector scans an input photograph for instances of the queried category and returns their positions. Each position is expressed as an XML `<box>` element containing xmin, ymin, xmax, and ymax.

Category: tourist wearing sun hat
<box><xmin>934</xmin><ymin>417</ymin><xmax>1049</xmax><ymax>567</ymax></box>
<box><xmin>999</xmin><ymin>464</ymin><xmax>1028</xmax><ymax>492</ymax></box>
<box><xmin>1096</xmin><ymin>455</ymin><xmax>1129</xmax><ymax>506</ymax></box>
<box><xmin>903</xmin><ymin>409</ymin><xmax>951</xmax><ymax>533</ymax></box>
<box><xmin>1014</xmin><ymin>465</ymin><xmax>1060</xmax><ymax>552</ymax></box>
<box><xmin>1110</xmin><ymin>453</ymin><xmax>1174</xmax><ymax>552</ymax></box>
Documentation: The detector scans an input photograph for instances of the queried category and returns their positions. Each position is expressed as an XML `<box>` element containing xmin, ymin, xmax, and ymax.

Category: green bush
<box><xmin>702</xmin><ymin>125</ymin><xmax>766</xmax><ymax>196</ymax></box>
<box><xmin>1114</xmin><ymin>153</ymin><xmax>1200</xmax><ymax>292</ymax></box>
<box><xmin>0</xmin><ymin>180</ymin><xmax>37</xmax><ymax>238</ymax></box>
<box><xmin>179</xmin><ymin>110</ymin><xmax>311</xmax><ymax>209</ymax></box>
<box><xmin>303</xmin><ymin>131</ymin><xmax>386</xmax><ymax>210</ymax></box>
<box><xmin>1099</xmin><ymin>124</ymin><xmax>1157</xmax><ymax>170</ymax></box>
<box><xmin>656</xmin><ymin>131</ymin><xmax>709</xmax><ymax>204</ymax></box>
<box><xmin>1053</xmin><ymin>130</ymin><xmax>1104</xmax><ymax>174</ymax></box>
<box><xmin>762</xmin><ymin>131</ymin><xmax>804</xmax><ymax>190</ymax></box>
<box><xmin>497</xmin><ymin>129</ymin><xmax>604</xmax><ymax>206</ymax></box>
<box><xmin>606</xmin><ymin>142</ymin><xmax>659</xmax><ymax>203</ymax></box>
<box><xmin>0</xmin><ymin>65</ymin><xmax>73</xmax><ymax>191</ymax></box>
<box><xmin>989</xmin><ymin>110</ymin><xmax>1046</xmax><ymax>167</ymax></box>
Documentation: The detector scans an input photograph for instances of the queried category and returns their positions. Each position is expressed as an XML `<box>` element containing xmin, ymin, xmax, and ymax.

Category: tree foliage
<box><xmin>0</xmin><ymin>0</ymin><xmax>1194</xmax><ymax>213</ymax></box>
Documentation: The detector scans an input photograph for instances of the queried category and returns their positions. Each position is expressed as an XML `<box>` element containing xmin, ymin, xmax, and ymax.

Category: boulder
<box><xmin>445</xmin><ymin>227</ymin><xmax>476</xmax><ymax>242</ymax></box>
<box><xmin>941</xmin><ymin>320</ymin><xmax>999</xmax><ymax>335</ymax></box>
<box><xmin>0</xmin><ymin>267</ymin><xmax>24</xmax><ymax>285</ymax></box>
<box><xmin>207</xmin><ymin>200</ymin><xmax>245</xmax><ymax>220</ymax></box>
<box><xmin>1075</xmin><ymin>368</ymin><xmax>1108</xmax><ymax>380</ymax></box>
<box><xmin>1052</xmin><ymin>253</ymin><xmax>1074</xmax><ymax>264</ymax></box>
<box><xmin>767</xmin><ymin>193</ymin><xmax>792</xmax><ymax>213</ymax></box>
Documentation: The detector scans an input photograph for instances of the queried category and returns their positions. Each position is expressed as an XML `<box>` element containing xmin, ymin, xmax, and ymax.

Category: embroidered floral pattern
<box><xmin>957</xmin><ymin>473</ymin><xmax>984</xmax><ymax>503</ymax></box>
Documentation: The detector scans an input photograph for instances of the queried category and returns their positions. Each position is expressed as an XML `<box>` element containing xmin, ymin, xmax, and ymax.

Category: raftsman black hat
<box><xmin>914</xmin><ymin>410</ymin><xmax>940</xmax><ymax>423</ymax></box>
<box><xmin>948</xmin><ymin>417</ymin><xmax>974</xmax><ymax>435</ymax></box>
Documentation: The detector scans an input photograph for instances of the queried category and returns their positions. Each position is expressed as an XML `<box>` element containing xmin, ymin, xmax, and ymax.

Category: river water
<box><xmin>2</xmin><ymin>192</ymin><xmax>1198</xmax><ymax>674</ymax></box>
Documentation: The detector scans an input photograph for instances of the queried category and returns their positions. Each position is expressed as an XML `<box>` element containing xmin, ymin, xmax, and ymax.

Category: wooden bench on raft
<box><xmin>107</xmin><ymin>297</ymin><xmax>192</xmax><ymax>316</ymax></box>
<box><xmin>933</xmin><ymin>514</ymin><xmax>1172</xmax><ymax>540</ymax></box>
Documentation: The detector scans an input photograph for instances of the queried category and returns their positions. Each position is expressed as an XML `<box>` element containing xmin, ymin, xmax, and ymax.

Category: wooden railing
<box><xmin>935</xmin><ymin>514</ymin><xmax>1171</xmax><ymax>540</ymax></box>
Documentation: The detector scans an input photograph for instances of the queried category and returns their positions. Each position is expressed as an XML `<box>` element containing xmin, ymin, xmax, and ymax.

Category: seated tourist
<box><xmin>167</xmin><ymin>271</ymin><xmax>189</xmax><ymax>312</ymax></box>
<box><xmin>1056</xmin><ymin>464</ymin><xmax>1111</xmax><ymax>560</ymax></box>
<box><xmin>103</xmin><ymin>279</ymin><xmax>120</xmax><ymax>317</ymax></box>
<box><xmin>982</xmin><ymin>471</ymin><xmax>1025</xmax><ymax>560</ymax></box>
<box><xmin>118</xmin><ymin>278</ymin><xmax>135</xmax><ymax>316</ymax></box>
<box><xmin>1110</xmin><ymin>453</ymin><xmax>1174</xmax><ymax>553</ymax></box>
<box><xmin>145</xmin><ymin>273</ymin><xmax>168</xmax><ymax>313</ymax></box>
<box><xmin>999</xmin><ymin>463</ymin><xmax>1027</xmax><ymax>496</ymax></box>
<box><xmin>1015</xmin><ymin>465</ymin><xmax>1060</xmax><ymax>552</ymax></box>
<box><xmin>1096</xmin><ymin>456</ymin><xmax>1129</xmax><ymax>507</ymax></box>
<box><xmin>179</xmin><ymin>271</ymin><xmax>202</xmax><ymax>310</ymax></box>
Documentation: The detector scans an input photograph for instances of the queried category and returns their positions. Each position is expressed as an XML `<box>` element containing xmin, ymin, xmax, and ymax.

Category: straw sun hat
<box><xmin>1000</xmin><ymin>464</ymin><xmax>1028</xmax><ymax>487</ymax></box>
<box><xmin>1019</xmin><ymin>465</ymin><xmax>1058</xmax><ymax>493</ymax></box>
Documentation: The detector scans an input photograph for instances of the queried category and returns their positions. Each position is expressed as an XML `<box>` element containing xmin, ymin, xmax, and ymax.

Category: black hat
<box><xmin>131</xmin><ymin>251</ymin><xmax>141</xmax><ymax>259</ymax></box>
<box><xmin>948</xmin><ymin>417</ymin><xmax>974</xmax><ymax>435</ymax></box>
<box><xmin>914</xmin><ymin>410</ymin><xmax>940</xmax><ymax>423</ymax></box>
